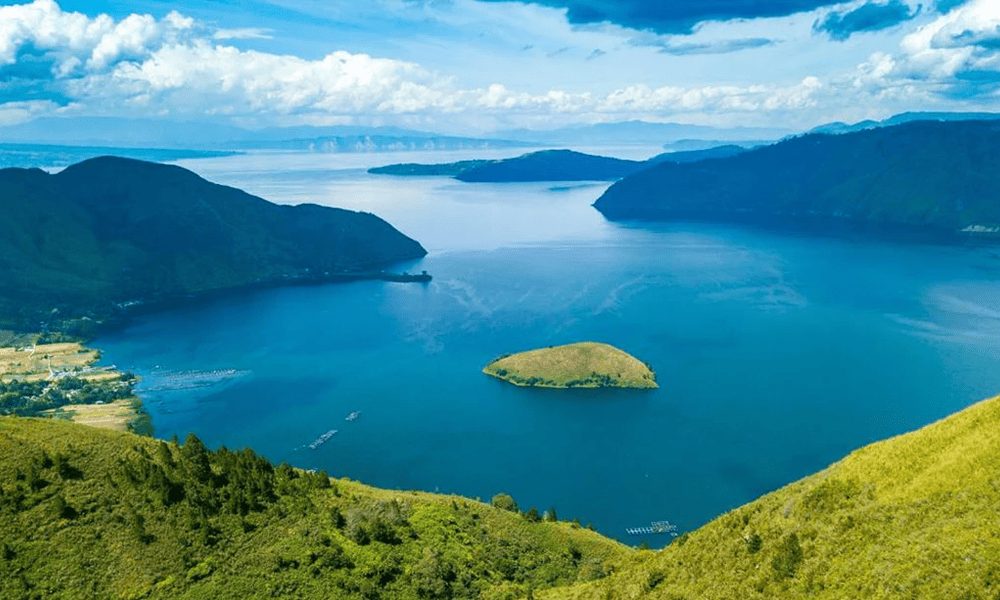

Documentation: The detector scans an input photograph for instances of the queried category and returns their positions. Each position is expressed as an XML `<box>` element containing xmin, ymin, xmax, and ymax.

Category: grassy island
<box><xmin>483</xmin><ymin>342</ymin><xmax>657</xmax><ymax>389</ymax></box>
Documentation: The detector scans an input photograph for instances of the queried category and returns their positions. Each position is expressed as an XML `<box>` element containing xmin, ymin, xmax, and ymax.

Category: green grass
<box><xmin>543</xmin><ymin>394</ymin><xmax>1000</xmax><ymax>600</ymax></box>
<box><xmin>0</xmin><ymin>417</ymin><xmax>631</xmax><ymax>600</ymax></box>
<box><xmin>483</xmin><ymin>342</ymin><xmax>657</xmax><ymax>389</ymax></box>
<box><xmin>6</xmin><ymin>389</ymin><xmax>1000</xmax><ymax>599</ymax></box>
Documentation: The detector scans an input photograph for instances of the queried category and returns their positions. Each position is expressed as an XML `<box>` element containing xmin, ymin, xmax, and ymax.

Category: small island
<box><xmin>483</xmin><ymin>342</ymin><xmax>657</xmax><ymax>389</ymax></box>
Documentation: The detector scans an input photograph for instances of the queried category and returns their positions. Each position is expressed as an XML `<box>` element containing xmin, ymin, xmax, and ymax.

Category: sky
<box><xmin>0</xmin><ymin>0</ymin><xmax>998</xmax><ymax>133</ymax></box>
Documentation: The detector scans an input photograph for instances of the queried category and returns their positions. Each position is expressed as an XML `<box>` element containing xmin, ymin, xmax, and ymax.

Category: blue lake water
<box><xmin>93</xmin><ymin>149</ymin><xmax>1000</xmax><ymax>545</ymax></box>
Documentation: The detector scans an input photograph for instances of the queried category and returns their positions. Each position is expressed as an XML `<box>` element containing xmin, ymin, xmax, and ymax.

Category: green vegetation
<box><xmin>369</xmin><ymin>147</ymin><xmax>746</xmax><ymax>183</ymax></box>
<box><xmin>543</xmin><ymin>393</ymin><xmax>1000</xmax><ymax>599</ymax></box>
<box><xmin>595</xmin><ymin>120</ymin><xmax>1000</xmax><ymax>236</ymax></box>
<box><xmin>0</xmin><ymin>156</ymin><xmax>426</xmax><ymax>333</ymax></box>
<box><xmin>483</xmin><ymin>342</ymin><xmax>657</xmax><ymax>389</ymax></box>
<box><xmin>0</xmin><ymin>417</ymin><xmax>631</xmax><ymax>599</ymax></box>
<box><xmin>6</xmin><ymin>387</ymin><xmax>1000</xmax><ymax>598</ymax></box>
<box><xmin>368</xmin><ymin>160</ymin><xmax>494</xmax><ymax>177</ymax></box>
<box><xmin>1</xmin><ymin>338</ymin><xmax>147</xmax><ymax>433</ymax></box>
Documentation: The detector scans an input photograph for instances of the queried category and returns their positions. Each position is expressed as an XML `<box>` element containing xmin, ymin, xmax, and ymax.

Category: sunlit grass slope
<box><xmin>544</xmin><ymin>394</ymin><xmax>1000</xmax><ymax>600</ymax></box>
<box><xmin>0</xmin><ymin>417</ymin><xmax>631</xmax><ymax>600</ymax></box>
<box><xmin>484</xmin><ymin>342</ymin><xmax>657</xmax><ymax>389</ymax></box>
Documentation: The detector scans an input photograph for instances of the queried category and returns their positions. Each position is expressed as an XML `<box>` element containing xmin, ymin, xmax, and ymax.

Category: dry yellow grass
<box><xmin>2</xmin><ymin>339</ymin><xmax>141</xmax><ymax>431</ymax></box>
<box><xmin>0</xmin><ymin>342</ymin><xmax>101</xmax><ymax>382</ymax></box>
<box><xmin>483</xmin><ymin>341</ymin><xmax>657</xmax><ymax>389</ymax></box>
<box><xmin>48</xmin><ymin>399</ymin><xmax>139</xmax><ymax>432</ymax></box>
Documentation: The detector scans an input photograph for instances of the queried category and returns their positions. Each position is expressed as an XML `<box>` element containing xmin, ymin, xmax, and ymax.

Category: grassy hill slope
<box><xmin>544</xmin><ymin>394</ymin><xmax>1000</xmax><ymax>600</ymax></box>
<box><xmin>0</xmin><ymin>417</ymin><xmax>631</xmax><ymax>600</ymax></box>
<box><xmin>5</xmin><ymin>389</ymin><xmax>1000</xmax><ymax>599</ymax></box>
<box><xmin>0</xmin><ymin>157</ymin><xmax>426</xmax><ymax>331</ymax></box>
<box><xmin>594</xmin><ymin>120</ymin><xmax>1000</xmax><ymax>235</ymax></box>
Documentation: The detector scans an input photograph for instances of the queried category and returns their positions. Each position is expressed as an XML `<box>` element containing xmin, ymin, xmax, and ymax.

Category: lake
<box><xmin>93</xmin><ymin>148</ymin><xmax>1000</xmax><ymax>545</ymax></box>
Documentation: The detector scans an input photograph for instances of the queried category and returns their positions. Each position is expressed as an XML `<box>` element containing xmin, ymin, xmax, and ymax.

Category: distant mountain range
<box><xmin>0</xmin><ymin>156</ymin><xmax>426</xmax><ymax>331</ymax></box>
<box><xmin>369</xmin><ymin>146</ymin><xmax>747</xmax><ymax>182</ymax></box>
<box><xmin>490</xmin><ymin>120</ymin><xmax>791</xmax><ymax>146</ymax></box>
<box><xmin>0</xmin><ymin>117</ymin><xmax>532</xmax><ymax>152</ymax></box>
<box><xmin>594</xmin><ymin>120</ymin><xmax>1000</xmax><ymax>236</ymax></box>
<box><xmin>0</xmin><ymin>143</ymin><xmax>241</xmax><ymax>169</ymax></box>
<box><xmin>4</xmin><ymin>112</ymin><xmax>997</xmax><ymax>154</ymax></box>
<box><xmin>808</xmin><ymin>111</ymin><xmax>1000</xmax><ymax>135</ymax></box>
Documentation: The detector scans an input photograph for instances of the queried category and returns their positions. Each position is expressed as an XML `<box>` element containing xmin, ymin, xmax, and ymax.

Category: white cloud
<box><xmin>213</xmin><ymin>27</ymin><xmax>274</xmax><ymax>41</ymax></box>
<box><xmin>2</xmin><ymin>0</ymin><xmax>995</xmax><ymax>132</ymax></box>
<box><xmin>0</xmin><ymin>99</ymin><xmax>62</xmax><ymax>125</ymax></box>
<box><xmin>895</xmin><ymin>0</ymin><xmax>1000</xmax><ymax>80</ymax></box>
<box><xmin>0</xmin><ymin>0</ymin><xmax>840</xmax><ymax>128</ymax></box>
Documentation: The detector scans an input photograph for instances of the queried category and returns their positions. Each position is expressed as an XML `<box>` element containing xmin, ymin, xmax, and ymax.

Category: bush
<box><xmin>491</xmin><ymin>493</ymin><xmax>519</xmax><ymax>513</ymax></box>
<box><xmin>772</xmin><ymin>533</ymin><xmax>803</xmax><ymax>579</ymax></box>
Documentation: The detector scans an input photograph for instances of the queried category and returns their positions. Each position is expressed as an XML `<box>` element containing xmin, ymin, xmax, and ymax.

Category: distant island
<box><xmin>369</xmin><ymin>146</ymin><xmax>746</xmax><ymax>183</ymax></box>
<box><xmin>0</xmin><ymin>156</ymin><xmax>428</xmax><ymax>334</ymax></box>
<box><xmin>594</xmin><ymin>120</ymin><xmax>1000</xmax><ymax>238</ymax></box>
<box><xmin>483</xmin><ymin>342</ymin><xmax>657</xmax><ymax>389</ymax></box>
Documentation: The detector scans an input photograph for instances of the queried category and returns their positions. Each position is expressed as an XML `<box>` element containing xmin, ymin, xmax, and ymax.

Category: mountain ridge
<box><xmin>594</xmin><ymin>119</ymin><xmax>1000</xmax><ymax>237</ymax></box>
<box><xmin>0</xmin><ymin>156</ymin><xmax>427</xmax><ymax>332</ymax></box>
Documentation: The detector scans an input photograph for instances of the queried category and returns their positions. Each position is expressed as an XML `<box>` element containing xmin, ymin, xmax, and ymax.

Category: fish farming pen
<box><xmin>625</xmin><ymin>520</ymin><xmax>679</xmax><ymax>536</ymax></box>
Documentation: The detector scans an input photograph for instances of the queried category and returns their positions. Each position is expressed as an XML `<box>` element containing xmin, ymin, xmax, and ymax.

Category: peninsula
<box><xmin>368</xmin><ymin>146</ymin><xmax>745</xmax><ymax>182</ymax></box>
<box><xmin>0</xmin><ymin>156</ymin><xmax>428</xmax><ymax>334</ymax></box>
<box><xmin>0</xmin><ymin>331</ymin><xmax>147</xmax><ymax>433</ymax></box>
<box><xmin>483</xmin><ymin>342</ymin><xmax>657</xmax><ymax>389</ymax></box>
<box><xmin>593</xmin><ymin>120</ymin><xmax>1000</xmax><ymax>237</ymax></box>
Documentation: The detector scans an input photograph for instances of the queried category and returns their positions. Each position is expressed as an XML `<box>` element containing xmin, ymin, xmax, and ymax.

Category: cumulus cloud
<box><xmin>814</xmin><ymin>0</ymin><xmax>917</xmax><ymax>41</ymax></box>
<box><xmin>0</xmin><ymin>0</ymin><xmax>836</xmax><ymax>127</ymax></box>
<box><xmin>850</xmin><ymin>0</ymin><xmax>1000</xmax><ymax>99</ymax></box>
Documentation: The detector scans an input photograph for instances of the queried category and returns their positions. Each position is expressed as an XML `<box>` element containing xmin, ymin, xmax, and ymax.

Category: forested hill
<box><xmin>369</xmin><ymin>145</ymin><xmax>746</xmax><ymax>182</ymax></box>
<box><xmin>0</xmin><ymin>417</ymin><xmax>630</xmax><ymax>599</ymax></box>
<box><xmin>593</xmin><ymin>120</ymin><xmax>1000</xmax><ymax>235</ymax></box>
<box><xmin>5</xmin><ymin>390</ymin><xmax>1000</xmax><ymax>598</ymax></box>
<box><xmin>0</xmin><ymin>156</ymin><xmax>426</xmax><ymax>331</ymax></box>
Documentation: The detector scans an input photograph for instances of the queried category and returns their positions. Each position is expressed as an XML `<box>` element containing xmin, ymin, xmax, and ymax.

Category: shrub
<box><xmin>491</xmin><ymin>493</ymin><xmax>519</xmax><ymax>513</ymax></box>
<box><xmin>772</xmin><ymin>533</ymin><xmax>803</xmax><ymax>579</ymax></box>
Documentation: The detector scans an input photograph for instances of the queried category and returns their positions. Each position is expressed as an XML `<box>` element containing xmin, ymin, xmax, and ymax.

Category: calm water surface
<box><xmin>95</xmin><ymin>149</ymin><xmax>1000</xmax><ymax>544</ymax></box>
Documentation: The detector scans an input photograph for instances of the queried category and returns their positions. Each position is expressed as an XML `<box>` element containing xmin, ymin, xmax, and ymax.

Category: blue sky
<box><xmin>0</xmin><ymin>0</ymin><xmax>998</xmax><ymax>133</ymax></box>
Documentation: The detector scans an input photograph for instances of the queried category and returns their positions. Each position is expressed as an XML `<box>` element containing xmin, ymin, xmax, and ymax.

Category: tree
<box><xmin>524</xmin><ymin>506</ymin><xmax>542</xmax><ymax>523</ymax></box>
<box><xmin>491</xmin><ymin>492</ymin><xmax>519</xmax><ymax>513</ymax></box>
<box><xmin>180</xmin><ymin>433</ymin><xmax>212</xmax><ymax>485</ymax></box>
<box><xmin>546</xmin><ymin>506</ymin><xmax>558</xmax><ymax>522</ymax></box>
<box><xmin>772</xmin><ymin>533</ymin><xmax>803</xmax><ymax>579</ymax></box>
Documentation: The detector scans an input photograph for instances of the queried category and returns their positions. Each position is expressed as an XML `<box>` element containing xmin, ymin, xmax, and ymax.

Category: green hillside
<box><xmin>544</xmin><ymin>393</ymin><xmax>1000</xmax><ymax>600</ymax></box>
<box><xmin>0</xmin><ymin>157</ymin><xmax>427</xmax><ymax>332</ymax></box>
<box><xmin>5</xmin><ymin>389</ymin><xmax>1000</xmax><ymax>599</ymax></box>
<box><xmin>0</xmin><ymin>417</ymin><xmax>631</xmax><ymax>600</ymax></box>
<box><xmin>594</xmin><ymin>120</ymin><xmax>1000</xmax><ymax>236</ymax></box>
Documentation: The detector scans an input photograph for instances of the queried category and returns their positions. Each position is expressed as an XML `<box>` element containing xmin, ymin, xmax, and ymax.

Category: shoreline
<box><xmin>0</xmin><ymin>267</ymin><xmax>431</xmax><ymax>434</ymax></box>
<box><xmin>0</xmin><ymin>337</ymin><xmax>150</xmax><ymax>434</ymax></box>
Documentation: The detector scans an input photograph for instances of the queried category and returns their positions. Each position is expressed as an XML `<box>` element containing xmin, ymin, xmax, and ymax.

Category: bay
<box><xmin>94</xmin><ymin>149</ymin><xmax>1000</xmax><ymax>545</ymax></box>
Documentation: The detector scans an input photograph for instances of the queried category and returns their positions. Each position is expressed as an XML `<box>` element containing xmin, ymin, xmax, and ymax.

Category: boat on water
<box><xmin>308</xmin><ymin>429</ymin><xmax>338</xmax><ymax>450</ymax></box>
<box><xmin>345</xmin><ymin>411</ymin><xmax>361</xmax><ymax>421</ymax></box>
